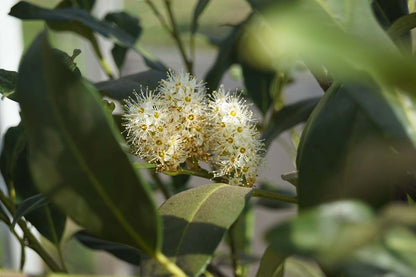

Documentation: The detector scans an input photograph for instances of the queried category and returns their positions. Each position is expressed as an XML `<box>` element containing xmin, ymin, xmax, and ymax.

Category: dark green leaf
<box><xmin>191</xmin><ymin>0</ymin><xmax>210</xmax><ymax>34</ymax></box>
<box><xmin>297</xmin><ymin>83</ymin><xmax>416</xmax><ymax>209</ymax></box>
<box><xmin>104</xmin><ymin>12</ymin><xmax>142</xmax><ymax>70</ymax></box>
<box><xmin>0</xmin><ymin>123</ymin><xmax>66</xmax><ymax>243</ymax></box>
<box><xmin>16</xmin><ymin>32</ymin><xmax>160</xmax><ymax>254</ymax></box>
<box><xmin>205</xmin><ymin>25</ymin><xmax>242</xmax><ymax>92</ymax></box>
<box><xmin>241</xmin><ymin>64</ymin><xmax>276</xmax><ymax>114</ymax></box>
<box><xmin>0</xmin><ymin>69</ymin><xmax>18</xmax><ymax>101</ymax></box>
<box><xmin>11</xmin><ymin>194</ymin><xmax>48</xmax><ymax>228</ymax></box>
<box><xmin>94</xmin><ymin>70</ymin><xmax>166</xmax><ymax>101</ymax></box>
<box><xmin>10</xmin><ymin>1</ymin><xmax>166</xmax><ymax>71</ymax></box>
<box><xmin>143</xmin><ymin>183</ymin><xmax>252</xmax><ymax>276</ymax></box>
<box><xmin>53</xmin><ymin>48</ymin><xmax>81</xmax><ymax>76</ymax></box>
<box><xmin>372</xmin><ymin>0</ymin><xmax>409</xmax><ymax>28</ymax></box>
<box><xmin>75</xmin><ymin>231</ymin><xmax>141</xmax><ymax>265</ymax></box>
<box><xmin>256</xmin><ymin>246</ymin><xmax>285</xmax><ymax>277</ymax></box>
<box><xmin>262</xmin><ymin>97</ymin><xmax>320</xmax><ymax>149</ymax></box>
<box><xmin>56</xmin><ymin>0</ymin><xmax>96</xmax><ymax>12</ymax></box>
<box><xmin>388</xmin><ymin>13</ymin><xmax>416</xmax><ymax>41</ymax></box>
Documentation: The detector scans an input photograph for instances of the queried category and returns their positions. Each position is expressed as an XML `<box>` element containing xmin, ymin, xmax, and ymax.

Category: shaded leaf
<box><xmin>242</xmin><ymin>64</ymin><xmax>276</xmax><ymax>114</ymax></box>
<box><xmin>262</xmin><ymin>97</ymin><xmax>320</xmax><ymax>149</ymax></box>
<box><xmin>10</xmin><ymin>1</ymin><xmax>166</xmax><ymax>71</ymax></box>
<box><xmin>191</xmin><ymin>0</ymin><xmax>210</xmax><ymax>34</ymax></box>
<box><xmin>104</xmin><ymin>12</ymin><xmax>142</xmax><ymax>70</ymax></box>
<box><xmin>373</xmin><ymin>0</ymin><xmax>409</xmax><ymax>28</ymax></box>
<box><xmin>256</xmin><ymin>246</ymin><xmax>285</xmax><ymax>277</ymax></box>
<box><xmin>297</xmin><ymin>83</ymin><xmax>416</xmax><ymax>209</ymax></box>
<box><xmin>56</xmin><ymin>0</ymin><xmax>96</xmax><ymax>12</ymax></box>
<box><xmin>205</xmin><ymin>25</ymin><xmax>242</xmax><ymax>92</ymax></box>
<box><xmin>75</xmin><ymin>230</ymin><xmax>141</xmax><ymax>265</ymax></box>
<box><xmin>16</xmin><ymin>33</ymin><xmax>160</xmax><ymax>254</ymax></box>
<box><xmin>95</xmin><ymin>70</ymin><xmax>166</xmax><ymax>101</ymax></box>
<box><xmin>143</xmin><ymin>183</ymin><xmax>252</xmax><ymax>276</ymax></box>
<box><xmin>0</xmin><ymin>69</ymin><xmax>18</xmax><ymax>101</ymax></box>
<box><xmin>0</xmin><ymin>123</ymin><xmax>66</xmax><ymax>243</ymax></box>
<box><xmin>11</xmin><ymin>194</ymin><xmax>48</xmax><ymax>228</ymax></box>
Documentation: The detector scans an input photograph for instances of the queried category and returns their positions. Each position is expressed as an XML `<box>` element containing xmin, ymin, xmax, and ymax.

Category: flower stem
<box><xmin>154</xmin><ymin>252</ymin><xmax>188</xmax><ymax>277</ymax></box>
<box><xmin>252</xmin><ymin>189</ymin><xmax>298</xmax><ymax>204</ymax></box>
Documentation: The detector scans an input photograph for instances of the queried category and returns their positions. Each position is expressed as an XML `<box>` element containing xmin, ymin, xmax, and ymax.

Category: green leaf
<box><xmin>16</xmin><ymin>32</ymin><xmax>160</xmax><ymax>254</ymax></box>
<box><xmin>56</xmin><ymin>0</ymin><xmax>96</xmax><ymax>12</ymax></box>
<box><xmin>267</xmin><ymin>201</ymin><xmax>376</xmax><ymax>265</ymax></box>
<box><xmin>11</xmin><ymin>194</ymin><xmax>48</xmax><ymax>228</ymax></box>
<box><xmin>262</xmin><ymin>97</ymin><xmax>321</xmax><ymax>149</ymax></box>
<box><xmin>241</xmin><ymin>64</ymin><xmax>276</xmax><ymax>114</ymax></box>
<box><xmin>0</xmin><ymin>69</ymin><xmax>18</xmax><ymax>101</ymax></box>
<box><xmin>104</xmin><ymin>12</ymin><xmax>142</xmax><ymax>70</ymax></box>
<box><xmin>256</xmin><ymin>246</ymin><xmax>285</xmax><ymax>277</ymax></box>
<box><xmin>0</xmin><ymin>123</ymin><xmax>66</xmax><ymax>244</ymax></box>
<box><xmin>205</xmin><ymin>25</ymin><xmax>242</xmax><ymax>92</ymax></box>
<box><xmin>388</xmin><ymin>13</ymin><xmax>416</xmax><ymax>40</ymax></box>
<box><xmin>284</xmin><ymin>257</ymin><xmax>325</xmax><ymax>277</ymax></box>
<box><xmin>75</xmin><ymin>230</ymin><xmax>141</xmax><ymax>265</ymax></box>
<box><xmin>10</xmin><ymin>1</ymin><xmax>166</xmax><ymax>71</ymax></box>
<box><xmin>373</xmin><ymin>0</ymin><xmax>409</xmax><ymax>28</ymax></box>
<box><xmin>94</xmin><ymin>70</ymin><xmax>166</xmax><ymax>101</ymax></box>
<box><xmin>297</xmin><ymin>83</ymin><xmax>416</xmax><ymax>208</ymax></box>
<box><xmin>191</xmin><ymin>0</ymin><xmax>210</xmax><ymax>34</ymax></box>
<box><xmin>143</xmin><ymin>183</ymin><xmax>252</xmax><ymax>276</ymax></box>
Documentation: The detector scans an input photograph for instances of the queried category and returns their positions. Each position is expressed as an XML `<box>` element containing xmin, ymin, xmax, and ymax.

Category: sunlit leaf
<box><xmin>143</xmin><ymin>183</ymin><xmax>252</xmax><ymax>276</ymax></box>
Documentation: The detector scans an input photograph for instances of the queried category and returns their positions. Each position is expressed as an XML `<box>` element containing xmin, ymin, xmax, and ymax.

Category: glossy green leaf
<box><xmin>104</xmin><ymin>12</ymin><xmax>142</xmax><ymax>70</ymax></box>
<box><xmin>10</xmin><ymin>1</ymin><xmax>166</xmax><ymax>71</ymax></box>
<box><xmin>16</xmin><ymin>33</ymin><xmax>160</xmax><ymax>254</ymax></box>
<box><xmin>0</xmin><ymin>123</ymin><xmax>66</xmax><ymax>244</ymax></box>
<box><xmin>75</xmin><ymin>231</ymin><xmax>141</xmax><ymax>265</ymax></box>
<box><xmin>262</xmin><ymin>97</ymin><xmax>320</xmax><ymax>149</ymax></box>
<box><xmin>191</xmin><ymin>0</ymin><xmax>210</xmax><ymax>34</ymax></box>
<box><xmin>143</xmin><ymin>183</ymin><xmax>252</xmax><ymax>276</ymax></box>
<box><xmin>94</xmin><ymin>70</ymin><xmax>166</xmax><ymax>101</ymax></box>
<box><xmin>256</xmin><ymin>246</ymin><xmax>285</xmax><ymax>277</ymax></box>
<box><xmin>0</xmin><ymin>69</ymin><xmax>18</xmax><ymax>101</ymax></box>
<box><xmin>297</xmin><ymin>83</ymin><xmax>416</xmax><ymax>208</ymax></box>
<box><xmin>11</xmin><ymin>194</ymin><xmax>48</xmax><ymax>228</ymax></box>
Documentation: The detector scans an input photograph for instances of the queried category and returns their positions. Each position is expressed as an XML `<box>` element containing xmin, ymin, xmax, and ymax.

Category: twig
<box><xmin>252</xmin><ymin>189</ymin><xmax>298</xmax><ymax>204</ymax></box>
<box><xmin>151</xmin><ymin>170</ymin><xmax>172</xmax><ymax>199</ymax></box>
<box><xmin>162</xmin><ymin>0</ymin><xmax>193</xmax><ymax>72</ymax></box>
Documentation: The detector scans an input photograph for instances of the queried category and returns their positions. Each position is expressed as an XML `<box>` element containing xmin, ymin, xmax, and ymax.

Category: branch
<box><xmin>252</xmin><ymin>189</ymin><xmax>298</xmax><ymax>204</ymax></box>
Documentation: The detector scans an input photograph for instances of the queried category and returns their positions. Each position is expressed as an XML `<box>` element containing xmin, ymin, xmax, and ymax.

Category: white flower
<box><xmin>123</xmin><ymin>71</ymin><xmax>264</xmax><ymax>186</ymax></box>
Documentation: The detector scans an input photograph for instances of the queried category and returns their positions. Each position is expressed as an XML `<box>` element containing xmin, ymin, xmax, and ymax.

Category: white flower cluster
<box><xmin>123</xmin><ymin>71</ymin><xmax>264</xmax><ymax>186</ymax></box>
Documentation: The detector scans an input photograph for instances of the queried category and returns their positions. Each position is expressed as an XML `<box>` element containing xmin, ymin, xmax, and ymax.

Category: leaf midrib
<box><xmin>173</xmin><ymin>184</ymin><xmax>224</xmax><ymax>258</ymax></box>
<box><xmin>43</xmin><ymin>77</ymin><xmax>154</xmax><ymax>255</ymax></box>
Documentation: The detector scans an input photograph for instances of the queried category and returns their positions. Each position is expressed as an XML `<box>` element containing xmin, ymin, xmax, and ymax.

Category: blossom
<box><xmin>123</xmin><ymin>71</ymin><xmax>264</xmax><ymax>186</ymax></box>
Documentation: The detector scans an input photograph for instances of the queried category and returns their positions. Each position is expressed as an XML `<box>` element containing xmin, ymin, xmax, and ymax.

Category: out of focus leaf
<box><xmin>0</xmin><ymin>123</ymin><xmax>66</xmax><ymax>244</ymax></box>
<box><xmin>75</xmin><ymin>231</ymin><xmax>141</xmax><ymax>265</ymax></box>
<box><xmin>142</xmin><ymin>183</ymin><xmax>252</xmax><ymax>276</ymax></box>
<box><xmin>16</xmin><ymin>32</ymin><xmax>160</xmax><ymax>254</ymax></box>
<box><xmin>262</xmin><ymin>97</ymin><xmax>320</xmax><ymax>149</ymax></box>
<box><xmin>256</xmin><ymin>246</ymin><xmax>285</xmax><ymax>277</ymax></box>
<box><xmin>297</xmin><ymin>83</ymin><xmax>416</xmax><ymax>208</ymax></box>
<box><xmin>191</xmin><ymin>0</ymin><xmax>210</xmax><ymax>34</ymax></box>
<box><xmin>56</xmin><ymin>0</ymin><xmax>96</xmax><ymax>12</ymax></box>
<box><xmin>104</xmin><ymin>12</ymin><xmax>142</xmax><ymax>70</ymax></box>
<box><xmin>11</xmin><ymin>194</ymin><xmax>48</xmax><ymax>228</ymax></box>
<box><xmin>0</xmin><ymin>69</ymin><xmax>18</xmax><ymax>101</ymax></box>
<box><xmin>95</xmin><ymin>70</ymin><xmax>166</xmax><ymax>101</ymax></box>
<box><xmin>205</xmin><ymin>25</ymin><xmax>242</xmax><ymax>92</ymax></box>
<box><xmin>10</xmin><ymin>1</ymin><xmax>166</xmax><ymax>71</ymax></box>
